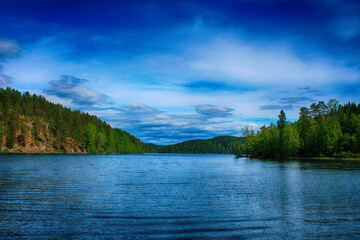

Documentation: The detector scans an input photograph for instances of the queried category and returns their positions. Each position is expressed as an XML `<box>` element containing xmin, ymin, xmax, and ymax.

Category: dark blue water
<box><xmin>1</xmin><ymin>154</ymin><xmax>360</xmax><ymax>239</ymax></box>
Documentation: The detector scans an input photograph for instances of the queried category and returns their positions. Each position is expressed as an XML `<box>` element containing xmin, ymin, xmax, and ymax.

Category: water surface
<box><xmin>1</xmin><ymin>154</ymin><xmax>360</xmax><ymax>239</ymax></box>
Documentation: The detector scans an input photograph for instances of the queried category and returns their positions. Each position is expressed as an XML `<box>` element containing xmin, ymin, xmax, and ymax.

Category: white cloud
<box><xmin>43</xmin><ymin>75</ymin><xmax>110</xmax><ymax>106</ymax></box>
<box><xmin>195</xmin><ymin>104</ymin><xmax>234</xmax><ymax>118</ymax></box>
<box><xmin>122</xmin><ymin>103</ymin><xmax>161</xmax><ymax>114</ymax></box>
<box><xmin>188</xmin><ymin>38</ymin><xmax>360</xmax><ymax>86</ymax></box>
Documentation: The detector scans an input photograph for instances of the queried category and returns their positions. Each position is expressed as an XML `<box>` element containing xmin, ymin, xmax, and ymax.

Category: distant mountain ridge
<box><xmin>145</xmin><ymin>136</ymin><xmax>244</xmax><ymax>154</ymax></box>
<box><xmin>0</xmin><ymin>87</ymin><xmax>145</xmax><ymax>154</ymax></box>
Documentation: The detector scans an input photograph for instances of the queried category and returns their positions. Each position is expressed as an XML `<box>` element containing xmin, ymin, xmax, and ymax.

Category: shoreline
<box><xmin>1</xmin><ymin>152</ymin><xmax>359</xmax><ymax>160</ymax></box>
<box><xmin>236</xmin><ymin>155</ymin><xmax>360</xmax><ymax>161</ymax></box>
<box><xmin>291</xmin><ymin>156</ymin><xmax>360</xmax><ymax>161</ymax></box>
<box><xmin>0</xmin><ymin>152</ymin><xmax>144</xmax><ymax>155</ymax></box>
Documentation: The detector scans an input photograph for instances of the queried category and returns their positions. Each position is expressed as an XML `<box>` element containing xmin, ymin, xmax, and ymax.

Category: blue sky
<box><xmin>1</xmin><ymin>0</ymin><xmax>359</xmax><ymax>144</ymax></box>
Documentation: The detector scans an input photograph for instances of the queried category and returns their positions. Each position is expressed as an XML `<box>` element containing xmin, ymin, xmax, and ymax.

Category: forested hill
<box><xmin>234</xmin><ymin>100</ymin><xmax>360</xmax><ymax>159</ymax></box>
<box><xmin>0</xmin><ymin>88</ymin><xmax>145</xmax><ymax>154</ymax></box>
<box><xmin>145</xmin><ymin>136</ymin><xmax>244</xmax><ymax>154</ymax></box>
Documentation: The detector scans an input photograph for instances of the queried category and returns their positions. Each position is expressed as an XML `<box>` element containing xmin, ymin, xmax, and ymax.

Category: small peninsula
<box><xmin>234</xmin><ymin>100</ymin><xmax>360</xmax><ymax>159</ymax></box>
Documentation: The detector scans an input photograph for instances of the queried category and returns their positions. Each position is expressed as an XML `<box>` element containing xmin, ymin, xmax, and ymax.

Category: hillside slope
<box><xmin>0</xmin><ymin>88</ymin><xmax>145</xmax><ymax>154</ymax></box>
<box><xmin>145</xmin><ymin>136</ymin><xmax>244</xmax><ymax>154</ymax></box>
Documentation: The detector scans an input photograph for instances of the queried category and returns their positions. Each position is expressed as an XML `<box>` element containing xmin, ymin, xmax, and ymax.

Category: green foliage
<box><xmin>235</xmin><ymin>126</ymin><xmax>255</xmax><ymax>157</ymax></box>
<box><xmin>144</xmin><ymin>143</ymin><xmax>164</xmax><ymax>153</ymax></box>
<box><xmin>0</xmin><ymin>87</ymin><xmax>145</xmax><ymax>154</ymax></box>
<box><xmin>5</xmin><ymin>125</ymin><xmax>16</xmax><ymax>149</ymax></box>
<box><xmin>282</xmin><ymin>123</ymin><xmax>300</xmax><ymax>157</ymax></box>
<box><xmin>85</xmin><ymin>123</ymin><xmax>98</xmax><ymax>153</ymax></box>
<box><xmin>238</xmin><ymin>101</ymin><xmax>360</xmax><ymax>159</ymax></box>
<box><xmin>5</xmin><ymin>111</ymin><xmax>18</xmax><ymax>149</ymax></box>
<box><xmin>0</xmin><ymin>121</ymin><xmax>5</xmax><ymax>149</ymax></box>
<box><xmin>146</xmin><ymin>136</ymin><xmax>244</xmax><ymax>154</ymax></box>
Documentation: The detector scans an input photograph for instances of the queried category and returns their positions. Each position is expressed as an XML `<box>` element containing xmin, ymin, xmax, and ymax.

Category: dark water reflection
<box><xmin>0</xmin><ymin>154</ymin><xmax>360</xmax><ymax>239</ymax></box>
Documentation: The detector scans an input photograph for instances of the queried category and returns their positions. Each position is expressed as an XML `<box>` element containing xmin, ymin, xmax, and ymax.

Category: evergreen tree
<box><xmin>85</xmin><ymin>123</ymin><xmax>98</xmax><ymax>153</ymax></box>
<box><xmin>277</xmin><ymin>109</ymin><xmax>287</xmax><ymax>157</ymax></box>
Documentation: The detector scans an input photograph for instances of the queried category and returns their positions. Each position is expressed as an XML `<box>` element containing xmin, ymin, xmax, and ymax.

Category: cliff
<box><xmin>1</xmin><ymin>115</ymin><xmax>84</xmax><ymax>154</ymax></box>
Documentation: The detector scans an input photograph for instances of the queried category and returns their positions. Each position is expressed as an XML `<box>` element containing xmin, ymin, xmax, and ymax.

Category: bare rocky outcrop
<box><xmin>1</xmin><ymin>116</ymin><xmax>85</xmax><ymax>154</ymax></box>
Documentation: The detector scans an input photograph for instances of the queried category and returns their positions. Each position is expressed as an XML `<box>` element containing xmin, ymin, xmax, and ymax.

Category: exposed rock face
<box><xmin>1</xmin><ymin>117</ymin><xmax>85</xmax><ymax>154</ymax></box>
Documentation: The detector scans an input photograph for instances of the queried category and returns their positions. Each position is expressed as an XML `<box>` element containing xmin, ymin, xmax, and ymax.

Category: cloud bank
<box><xmin>101</xmin><ymin>103</ymin><xmax>242</xmax><ymax>144</ymax></box>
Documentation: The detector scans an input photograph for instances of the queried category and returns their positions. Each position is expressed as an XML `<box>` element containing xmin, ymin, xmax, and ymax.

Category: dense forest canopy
<box><xmin>146</xmin><ymin>136</ymin><xmax>244</xmax><ymax>154</ymax></box>
<box><xmin>234</xmin><ymin>100</ymin><xmax>360</xmax><ymax>159</ymax></box>
<box><xmin>0</xmin><ymin>87</ymin><xmax>145</xmax><ymax>154</ymax></box>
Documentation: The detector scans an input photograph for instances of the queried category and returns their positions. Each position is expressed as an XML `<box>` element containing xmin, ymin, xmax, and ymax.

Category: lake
<box><xmin>0</xmin><ymin>154</ymin><xmax>360</xmax><ymax>239</ymax></box>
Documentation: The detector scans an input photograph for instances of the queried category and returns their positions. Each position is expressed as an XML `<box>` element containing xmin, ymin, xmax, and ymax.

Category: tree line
<box><xmin>0</xmin><ymin>87</ymin><xmax>145</xmax><ymax>154</ymax></box>
<box><xmin>234</xmin><ymin>100</ymin><xmax>360</xmax><ymax>159</ymax></box>
<box><xmin>146</xmin><ymin>136</ymin><xmax>244</xmax><ymax>154</ymax></box>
